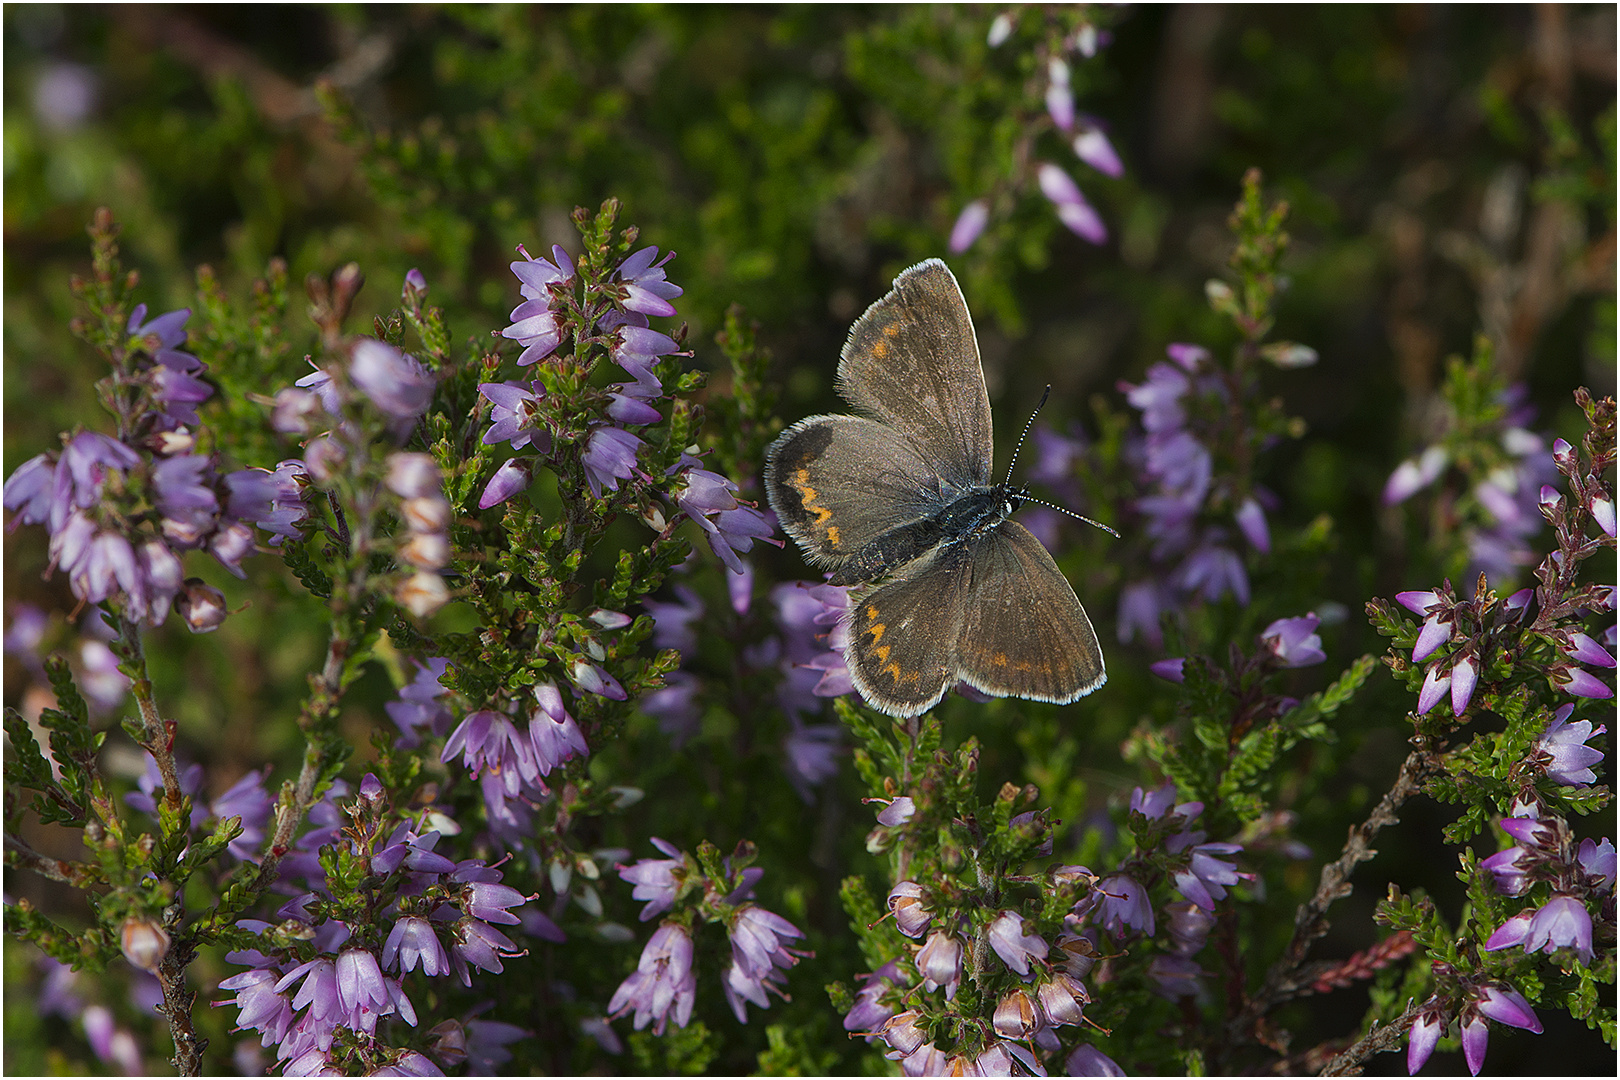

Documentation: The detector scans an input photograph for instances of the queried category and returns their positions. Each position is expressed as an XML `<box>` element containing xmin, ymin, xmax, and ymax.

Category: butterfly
<box><xmin>764</xmin><ymin>259</ymin><xmax>1106</xmax><ymax>717</ymax></box>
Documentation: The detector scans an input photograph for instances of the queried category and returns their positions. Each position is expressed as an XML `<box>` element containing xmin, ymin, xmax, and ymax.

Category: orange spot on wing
<box><xmin>826</xmin><ymin>525</ymin><xmax>840</xmax><ymax>546</ymax></box>
<box><xmin>872</xmin><ymin>340</ymin><xmax>889</xmax><ymax>359</ymax></box>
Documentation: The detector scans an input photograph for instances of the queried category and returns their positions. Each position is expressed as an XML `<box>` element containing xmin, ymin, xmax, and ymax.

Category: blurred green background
<box><xmin>4</xmin><ymin>4</ymin><xmax>1614</xmax><ymax>1075</ymax></box>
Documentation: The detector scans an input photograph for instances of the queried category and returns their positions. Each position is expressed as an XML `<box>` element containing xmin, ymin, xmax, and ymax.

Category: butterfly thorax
<box><xmin>827</xmin><ymin>483</ymin><xmax>1025</xmax><ymax>587</ymax></box>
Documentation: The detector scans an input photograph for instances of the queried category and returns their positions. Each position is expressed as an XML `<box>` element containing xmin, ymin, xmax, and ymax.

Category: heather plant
<box><xmin>5</xmin><ymin>6</ymin><xmax>1615</xmax><ymax>1078</ymax></box>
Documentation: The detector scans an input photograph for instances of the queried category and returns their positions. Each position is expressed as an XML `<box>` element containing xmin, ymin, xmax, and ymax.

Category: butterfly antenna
<box><xmin>1004</xmin><ymin>385</ymin><xmax>1052</xmax><ymax>485</ymax></box>
<box><xmin>1006</xmin><ymin>384</ymin><xmax>1120</xmax><ymax>540</ymax></box>
<box><xmin>1018</xmin><ymin>495</ymin><xmax>1120</xmax><ymax>539</ymax></box>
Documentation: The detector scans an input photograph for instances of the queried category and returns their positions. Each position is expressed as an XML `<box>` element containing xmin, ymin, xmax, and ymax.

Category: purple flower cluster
<box><xmin>608</xmin><ymin>844</ymin><xmax>805</xmax><ymax>1035</ymax></box>
<box><xmin>1382</xmin><ymin>384</ymin><xmax>1563</xmax><ymax>582</ymax></box>
<box><xmin>218</xmin><ymin>776</ymin><xmax>537</xmax><ymax>1074</ymax></box>
<box><xmin>6</xmin><ymin>305</ymin><xmax>311</xmax><ymax>631</ymax></box>
<box><xmin>439</xmin><ymin>682</ymin><xmax>589</xmax><ymax>848</ymax></box>
<box><xmin>35</xmin><ymin>953</ymin><xmax>148</xmax><ymax>1072</ymax></box>
<box><xmin>1406</xmin><ymin>980</ymin><xmax>1545</xmax><ymax>1076</ymax></box>
<box><xmin>1116</xmin><ymin>344</ymin><xmax>1277</xmax><ymax>647</ymax></box>
<box><xmin>124</xmin><ymin>755</ymin><xmax>274</xmax><ymax>864</ymax></box>
<box><xmin>953</xmin><ymin>12</ymin><xmax>1120</xmax><ymax>251</ymax></box>
<box><xmin>1479</xmin><ymin>807</ymin><xmax>1612</xmax><ymax>965</ymax></box>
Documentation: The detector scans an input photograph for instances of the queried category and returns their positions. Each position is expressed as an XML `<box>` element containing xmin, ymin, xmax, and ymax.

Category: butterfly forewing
<box><xmin>845</xmin><ymin>546</ymin><xmax>973</xmax><ymax>717</ymax></box>
<box><xmin>765</xmin><ymin>414</ymin><xmax>950</xmax><ymax>567</ymax></box>
<box><xmin>837</xmin><ymin>259</ymin><xmax>993</xmax><ymax>491</ymax></box>
<box><xmin>956</xmin><ymin>521</ymin><xmax>1105</xmax><ymax>704</ymax></box>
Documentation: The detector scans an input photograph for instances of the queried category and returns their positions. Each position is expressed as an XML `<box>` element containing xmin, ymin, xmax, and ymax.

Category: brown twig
<box><xmin>1318</xmin><ymin>999</ymin><xmax>1422</xmax><ymax>1076</ymax></box>
<box><xmin>2</xmin><ymin>834</ymin><xmax>101</xmax><ymax>888</ymax></box>
<box><xmin>1227</xmin><ymin>748</ymin><xmax>1438</xmax><ymax>1046</ymax></box>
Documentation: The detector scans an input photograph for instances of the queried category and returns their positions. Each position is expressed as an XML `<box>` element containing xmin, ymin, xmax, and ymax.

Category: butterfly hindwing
<box><xmin>956</xmin><ymin>521</ymin><xmax>1106</xmax><ymax>704</ymax></box>
<box><xmin>837</xmin><ymin>259</ymin><xmax>993</xmax><ymax>491</ymax></box>
<box><xmin>845</xmin><ymin>544</ymin><xmax>973</xmax><ymax>718</ymax></box>
<box><xmin>765</xmin><ymin>414</ymin><xmax>950</xmax><ymax>568</ymax></box>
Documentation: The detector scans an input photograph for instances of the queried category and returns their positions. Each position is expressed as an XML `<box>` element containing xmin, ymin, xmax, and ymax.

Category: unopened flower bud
<box><xmin>271</xmin><ymin>387</ymin><xmax>324</xmax><ymax>434</ymax></box>
<box><xmin>176</xmin><ymin>579</ymin><xmax>228</xmax><ymax>633</ymax></box>
<box><xmin>993</xmin><ymin>988</ymin><xmax>1040</xmax><ymax>1038</ymax></box>
<box><xmin>399</xmin><ymin>532</ymin><xmax>450</xmax><ymax>570</ymax></box>
<box><xmin>386</xmin><ymin>452</ymin><xmax>441</xmax><ymax>498</ymax></box>
<box><xmin>402</xmin><ymin>495</ymin><xmax>451</xmax><ymax>533</ymax></box>
<box><xmin>397</xmin><ymin>571</ymin><xmax>449</xmax><ymax>618</ymax></box>
<box><xmin>120</xmin><ymin>917</ymin><xmax>170</xmax><ymax>973</ymax></box>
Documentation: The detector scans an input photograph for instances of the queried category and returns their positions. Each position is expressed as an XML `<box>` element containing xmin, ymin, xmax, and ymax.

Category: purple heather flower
<box><xmin>529</xmin><ymin>682</ymin><xmax>588</xmax><ymax>773</ymax></box>
<box><xmin>220</xmin><ymin>967</ymin><xmax>296</xmax><ymax>1048</ymax></box>
<box><xmin>1462</xmin><ymin>985</ymin><xmax>1542</xmax><ymax>1074</ymax></box>
<box><xmin>1175</xmin><ymin>544</ymin><xmax>1249</xmax><ymax>605</ymax></box>
<box><xmin>887</xmin><ymin>881</ymin><xmax>931</xmax><ymax>939</ymax></box>
<box><xmin>616</xmin><ymin>246</ymin><xmax>683</xmax><ymax>317</ymax></box>
<box><xmin>1096</xmin><ymin>873</ymin><xmax>1155</xmax><ymax>937</ymax></box>
<box><xmin>1564</xmin><ymin>632</ymin><xmax>1616</xmax><ymax>669</ymax></box>
<box><xmin>987</xmin><ymin>910</ymin><xmax>1048</xmax><ymax>976</ymax></box>
<box><xmin>1234</xmin><ymin>496</ymin><xmax>1270</xmax><ymax>553</ymax></box>
<box><xmin>610</xmin><ymin>325</ymin><xmax>678</xmax><ymax>395</ymax></box>
<box><xmin>1522</xmin><ymin>895</ymin><xmax>1594</xmax><ymax>963</ymax></box>
<box><xmin>460</xmin><ymin>880</ymin><xmax>529</xmax><ymax>926</ymax></box>
<box><xmin>620</xmin><ymin>837</ymin><xmax>687</xmax><ymax>922</ymax></box>
<box><xmin>729</xmin><ymin>903</ymin><xmax>804</xmax><ymax>985</ymax></box>
<box><xmin>350</xmin><ymin>340</ymin><xmax>435</xmax><ymax>424</ymax></box>
<box><xmin>950</xmin><ymin>199</ymin><xmax>991</xmax><ymax>252</ymax></box>
<box><xmin>1038</xmin><ymin>162</ymin><xmax>1107</xmax><ymax>244</ymax></box>
<box><xmin>1149</xmin><ymin>953</ymin><xmax>1205</xmax><ymax>1001</ymax></box>
<box><xmin>385</xmin><ymin>657</ymin><xmax>452</xmax><ymax>748</ymax></box>
<box><xmin>479</xmin><ymin>458</ymin><xmax>533</xmax><ymax>510</ymax></box>
<box><xmin>994</xmin><ymin>987</ymin><xmax>1041</xmax><ymax>1039</ymax></box>
<box><xmin>3</xmin><ymin>453</ymin><xmax>56</xmax><ymax>528</ymax></box>
<box><xmin>784</xmin><ymin>721</ymin><xmax>842</xmax><ymax>798</ymax></box>
<box><xmin>1411</xmin><ymin>612</ymin><xmax>1453</xmax><ymax>663</ymax></box>
<box><xmin>1131</xmin><ymin>780</ymin><xmax>1198</xmax><ymax>823</ymax></box>
<box><xmin>987</xmin><ymin>12</ymin><xmax>1014</xmax><ymax>46</ymax></box>
<box><xmin>1038</xmin><ymin>973</ymin><xmax>1089</xmax><ymax>1027</ymax></box>
<box><xmin>441</xmin><ymin>709</ymin><xmax>538</xmax><ymax>794</ymax></box>
<box><xmin>608</xmin><ymin>922</ymin><xmax>696</xmax><ymax>1035</ymax></box>
<box><xmin>878</xmin><ymin>1010</ymin><xmax>928</xmax><ymax>1061</ymax></box>
<box><xmin>1383</xmin><ymin>445</ymin><xmax>1449</xmax><ymax>505</ymax></box>
<box><xmin>502</xmin><ymin>298</ymin><xmax>564</xmax><ymax>367</ymax></box>
<box><xmin>844</xmin><ymin>961</ymin><xmax>903</xmax><ymax>1038</ymax></box>
<box><xmin>1046</xmin><ymin>57</ymin><xmax>1074</xmax><ymax>129</ymax></box>
<box><xmin>1577</xmin><ymin>837</ymin><xmax>1615</xmax><ymax>891</ymax></box>
<box><xmin>1555</xmin><ymin>665</ymin><xmax>1613</xmax><ymax>699</ymax></box>
<box><xmin>446</xmin><ymin>916</ymin><xmax>522</xmax><ymax>985</ymax></box>
<box><xmin>722</xmin><ymin>955</ymin><xmax>791</xmax><ymax>1023</ymax></box>
<box><xmin>918</xmin><ymin>930</ymin><xmax>964</xmax><ymax>999</ymax></box>
<box><xmin>511</xmin><ymin>243</ymin><xmax>575</xmax><ymax>300</ymax></box>
<box><xmin>675</xmin><ymin>468</ymin><xmax>738</xmax><ymax>519</ymax></box>
<box><xmin>1449</xmin><ymin>655</ymin><xmax>1478</xmax><ymax>715</ymax></box>
<box><xmin>1592</xmin><ymin>495</ymin><xmax>1617</xmax><ymax>537</ymax></box>
<box><xmin>644</xmin><ymin>585</ymin><xmax>704</xmax><ymax>654</ymax></box>
<box><xmin>210</xmin><ymin>521</ymin><xmax>257</xmax><ymax>578</ymax></box>
<box><xmin>479</xmin><ymin>381</ymin><xmax>549</xmax><ymax>451</ymax></box>
<box><xmin>641</xmin><ymin>671</ymin><xmax>701</xmax><ymax>745</ymax></box>
<box><xmin>1417</xmin><ymin>667</ymin><xmax>1451</xmax><ymax>715</ymax></box>
<box><xmin>126</xmin><ymin>304</ymin><xmax>196</xmax><ymax>364</ymax></box>
<box><xmin>608</xmin><ymin>392</ymin><xmax>661</xmax><ymax>425</ymax></box>
<box><xmin>582</xmin><ymin>426</ymin><xmax>642</xmax><ymax>498</ymax></box>
<box><xmin>334</xmin><ymin>947</ymin><xmax>391</xmax><ymax>1026</ymax></box>
<box><xmin>1537</xmin><ymin>708</ymin><xmax>1606</xmax><ymax>786</ymax></box>
<box><xmin>1066</xmin><ymin>1044</ymin><xmax>1126</xmax><ymax>1076</ymax></box>
<box><xmin>570</xmin><ymin>657</ymin><xmax>627</xmax><ymax>700</ymax></box>
<box><xmin>708</xmin><ymin>506</ymin><xmax>779</xmax><ymax>574</ymax></box>
<box><xmin>151</xmin><ymin>364</ymin><xmax>212</xmax><ymax>426</ymax></box>
<box><xmin>1073</xmin><ymin>122</ymin><xmax>1125</xmax><ymax>177</ymax></box>
<box><xmin>1407</xmin><ymin>1002</ymin><xmax>1445</xmax><ymax>1075</ymax></box>
<box><xmin>1261</xmin><ymin>613</ymin><xmax>1325</xmax><ymax>668</ymax></box>
<box><xmin>1172</xmin><ymin>841</ymin><xmax>1244</xmax><ymax>911</ymax></box>
<box><xmin>1120</xmin><ymin>362</ymin><xmax>1189</xmax><ymax>433</ymax></box>
<box><xmin>875</xmin><ymin>796</ymin><xmax>916</xmax><ymax>827</ymax></box>
<box><xmin>1117</xmin><ymin>580</ymin><xmax>1166</xmax><ymax>647</ymax></box>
